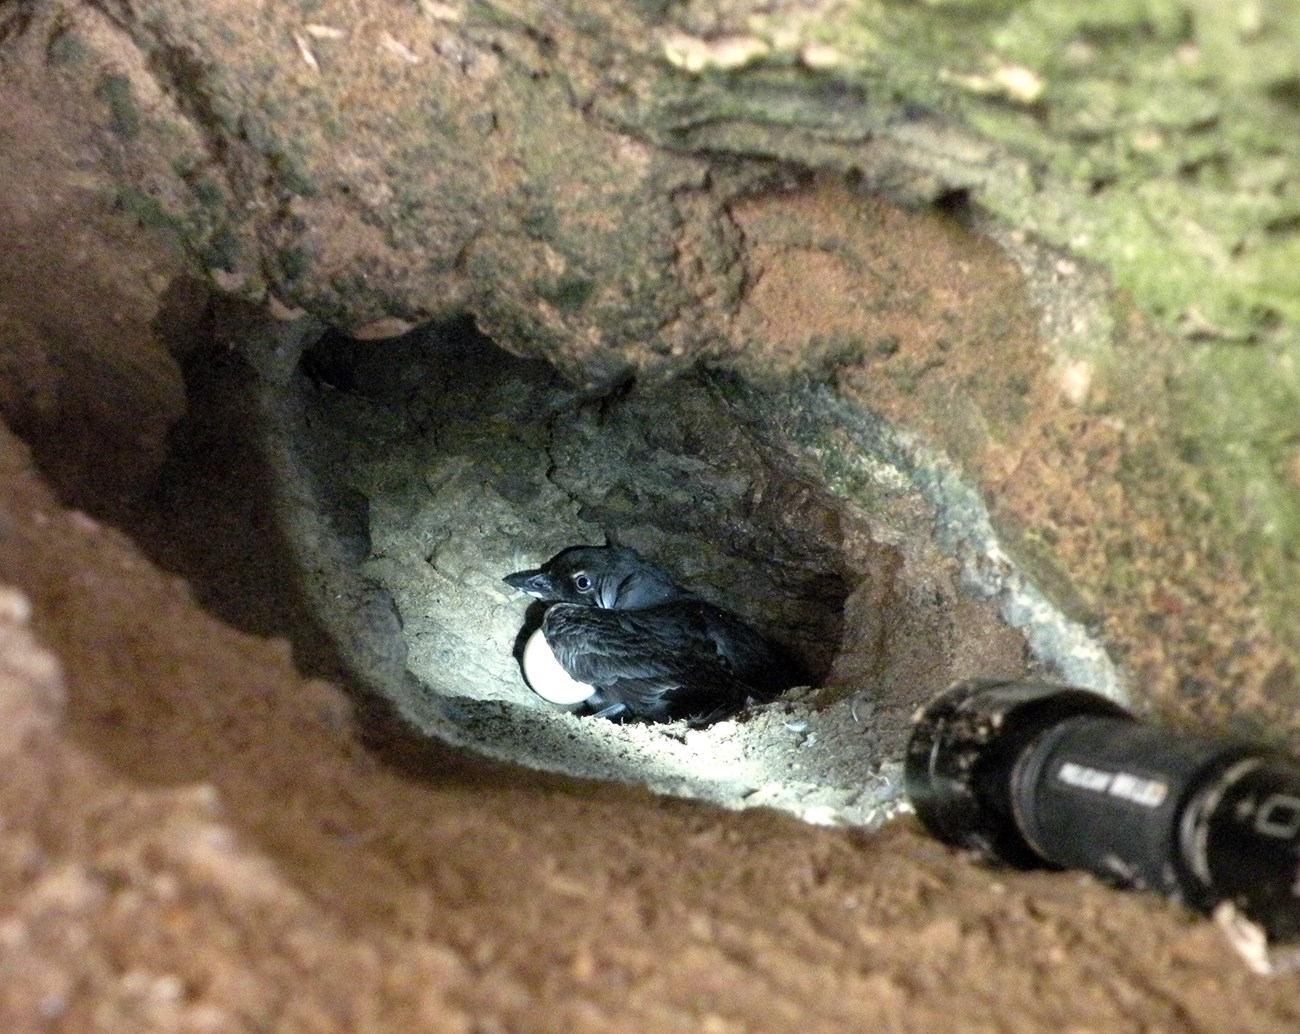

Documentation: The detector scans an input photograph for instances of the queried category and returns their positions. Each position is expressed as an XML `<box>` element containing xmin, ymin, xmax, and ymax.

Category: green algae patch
<box><xmin>96</xmin><ymin>72</ymin><xmax>142</xmax><ymax>139</ymax></box>
<box><xmin>1174</xmin><ymin>341</ymin><xmax>1300</xmax><ymax>574</ymax></box>
<box><xmin>634</xmin><ymin>0</ymin><xmax>1300</xmax><ymax>350</ymax></box>
<box><xmin>883</xmin><ymin>0</ymin><xmax>1300</xmax><ymax>346</ymax></box>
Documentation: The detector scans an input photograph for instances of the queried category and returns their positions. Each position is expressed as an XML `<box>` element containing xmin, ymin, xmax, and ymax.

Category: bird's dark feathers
<box><xmin>504</xmin><ymin>543</ymin><xmax>803</xmax><ymax>726</ymax></box>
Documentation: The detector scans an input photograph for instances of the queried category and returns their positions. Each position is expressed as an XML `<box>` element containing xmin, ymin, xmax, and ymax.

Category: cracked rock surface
<box><xmin>6</xmin><ymin>0</ymin><xmax>1300</xmax><ymax>1030</ymax></box>
<box><xmin>288</xmin><ymin>319</ymin><xmax>1065</xmax><ymax>826</ymax></box>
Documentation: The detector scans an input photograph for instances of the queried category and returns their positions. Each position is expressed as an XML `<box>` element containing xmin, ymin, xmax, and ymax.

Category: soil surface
<box><xmin>4</xmin><ymin>20</ymin><xmax>1300</xmax><ymax>1034</ymax></box>
<box><xmin>4</xmin><ymin>420</ymin><xmax>1299</xmax><ymax>1034</ymax></box>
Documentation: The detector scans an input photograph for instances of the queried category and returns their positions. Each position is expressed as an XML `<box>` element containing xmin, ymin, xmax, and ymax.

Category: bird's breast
<box><xmin>519</xmin><ymin>626</ymin><xmax>597</xmax><ymax>705</ymax></box>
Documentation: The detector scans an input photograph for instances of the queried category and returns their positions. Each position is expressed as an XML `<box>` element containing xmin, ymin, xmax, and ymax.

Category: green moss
<box><xmin>520</xmin><ymin>205</ymin><xmax>558</xmax><ymax>240</ymax></box>
<box><xmin>537</xmin><ymin>273</ymin><xmax>596</xmax><ymax>311</ymax></box>
<box><xmin>170</xmin><ymin>152</ymin><xmax>202</xmax><ymax>179</ymax></box>
<box><xmin>46</xmin><ymin>28</ymin><xmax>87</xmax><ymax>67</ymax></box>
<box><xmin>114</xmin><ymin>188</ymin><xmax>182</xmax><ymax>233</ymax></box>
<box><xmin>278</xmin><ymin>245</ymin><xmax>314</xmax><ymax>283</ymax></box>
<box><xmin>633</xmin><ymin>0</ymin><xmax>1300</xmax><ymax>353</ymax></box>
<box><xmin>933</xmin><ymin>2</ymin><xmax>1299</xmax><ymax>345</ymax></box>
<box><xmin>96</xmin><ymin>73</ymin><xmax>141</xmax><ymax>140</ymax></box>
<box><xmin>270</xmin><ymin>153</ymin><xmax>317</xmax><ymax>198</ymax></box>
<box><xmin>203</xmin><ymin>226</ymin><xmax>243</xmax><ymax>273</ymax></box>
<box><xmin>239</xmin><ymin>112</ymin><xmax>277</xmax><ymax>155</ymax></box>
<box><xmin>1089</xmin><ymin>325</ymin><xmax>1300</xmax><ymax>658</ymax></box>
<box><xmin>1177</xmin><ymin>344</ymin><xmax>1300</xmax><ymax>546</ymax></box>
<box><xmin>190</xmin><ymin>176</ymin><xmax>227</xmax><ymax>209</ymax></box>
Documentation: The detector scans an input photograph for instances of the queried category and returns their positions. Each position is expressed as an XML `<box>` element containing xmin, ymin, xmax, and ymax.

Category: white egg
<box><xmin>521</xmin><ymin>627</ymin><xmax>596</xmax><ymax>705</ymax></box>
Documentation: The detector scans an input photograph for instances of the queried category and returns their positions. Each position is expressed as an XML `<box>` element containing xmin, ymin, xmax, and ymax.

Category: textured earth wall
<box><xmin>3</xmin><ymin>0</ymin><xmax>1300</xmax><ymax>1031</ymax></box>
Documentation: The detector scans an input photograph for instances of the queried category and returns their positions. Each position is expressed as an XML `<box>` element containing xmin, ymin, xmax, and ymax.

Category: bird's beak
<box><xmin>503</xmin><ymin>569</ymin><xmax>558</xmax><ymax>600</ymax></box>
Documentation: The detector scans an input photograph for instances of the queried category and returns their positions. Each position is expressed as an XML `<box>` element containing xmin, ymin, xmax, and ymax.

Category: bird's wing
<box><xmin>541</xmin><ymin>603</ymin><xmax>754</xmax><ymax>722</ymax></box>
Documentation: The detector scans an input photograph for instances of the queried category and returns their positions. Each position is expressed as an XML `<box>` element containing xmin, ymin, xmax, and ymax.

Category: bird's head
<box><xmin>503</xmin><ymin>544</ymin><xmax>685</xmax><ymax>609</ymax></box>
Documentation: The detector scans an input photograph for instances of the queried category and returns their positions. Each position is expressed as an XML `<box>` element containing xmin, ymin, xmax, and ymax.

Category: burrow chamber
<box><xmin>259</xmin><ymin>312</ymin><xmax>1121</xmax><ymax>826</ymax></box>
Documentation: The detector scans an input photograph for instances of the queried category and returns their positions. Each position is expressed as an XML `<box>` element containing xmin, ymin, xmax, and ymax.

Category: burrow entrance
<box><xmin>256</xmin><ymin>314</ymin><xmax>1123</xmax><ymax>826</ymax></box>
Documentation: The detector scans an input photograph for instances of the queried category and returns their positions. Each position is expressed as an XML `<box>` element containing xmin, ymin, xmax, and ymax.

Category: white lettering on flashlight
<box><xmin>1057</xmin><ymin>762</ymin><xmax>1168</xmax><ymax>807</ymax></box>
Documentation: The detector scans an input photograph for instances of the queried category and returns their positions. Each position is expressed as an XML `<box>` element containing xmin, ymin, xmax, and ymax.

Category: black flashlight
<box><xmin>904</xmin><ymin>678</ymin><xmax>1300</xmax><ymax>944</ymax></box>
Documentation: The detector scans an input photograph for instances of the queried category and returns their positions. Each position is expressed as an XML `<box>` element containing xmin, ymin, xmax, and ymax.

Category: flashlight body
<box><xmin>905</xmin><ymin>679</ymin><xmax>1300</xmax><ymax>943</ymax></box>
<box><xmin>1011</xmin><ymin>713</ymin><xmax>1250</xmax><ymax>904</ymax></box>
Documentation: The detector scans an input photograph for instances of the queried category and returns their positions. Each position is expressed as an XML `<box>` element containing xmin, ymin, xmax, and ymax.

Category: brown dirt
<box><xmin>4</xmin><ymin>429</ymin><xmax>1299</xmax><ymax>1033</ymax></box>
<box><xmin>4</xmin><ymin>20</ymin><xmax>1300</xmax><ymax>1034</ymax></box>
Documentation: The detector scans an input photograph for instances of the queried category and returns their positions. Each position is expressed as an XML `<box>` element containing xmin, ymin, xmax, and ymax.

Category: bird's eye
<box><xmin>573</xmin><ymin>573</ymin><xmax>593</xmax><ymax>592</ymax></box>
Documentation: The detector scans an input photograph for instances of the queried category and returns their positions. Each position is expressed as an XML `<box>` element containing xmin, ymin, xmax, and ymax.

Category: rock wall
<box><xmin>3</xmin><ymin>0</ymin><xmax>1300</xmax><ymax>1030</ymax></box>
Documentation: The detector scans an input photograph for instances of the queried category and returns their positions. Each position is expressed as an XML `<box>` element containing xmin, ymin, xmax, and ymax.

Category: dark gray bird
<box><xmin>503</xmin><ymin>544</ymin><xmax>802</xmax><ymax>726</ymax></box>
